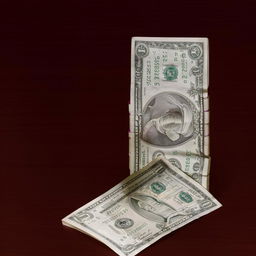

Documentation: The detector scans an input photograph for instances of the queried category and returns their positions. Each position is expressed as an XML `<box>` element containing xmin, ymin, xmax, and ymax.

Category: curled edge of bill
<box><xmin>129</xmin><ymin>132</ymin><xmax>211</xmax><ymax>189</ymax></box>
<box><xmin>62</xmin><ymin>157</ymin><xmax>222</xmax><ymax>256</ymax></box>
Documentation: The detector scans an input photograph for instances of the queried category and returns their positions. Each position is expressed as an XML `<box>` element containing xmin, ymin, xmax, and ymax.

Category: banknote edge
<box><xmin>132</xmin><ymin>37</ymin><xmax>209</xmax><ymax>42</ymax></box>
<box><xmin>61</xmin><ymin>158</ymin><xmax>163</xmax><ymax>222</ymax></box>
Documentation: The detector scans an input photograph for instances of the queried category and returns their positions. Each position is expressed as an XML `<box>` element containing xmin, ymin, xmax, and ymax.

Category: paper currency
<box><xmin>62</xmin><ymin>158</ymin><xmax>221</xmax><ymax>256</ymax></box>
<box><xmin>129</xmin><ymin>37</ymin><xmax>210</xmax><ymax>188</ymax></box>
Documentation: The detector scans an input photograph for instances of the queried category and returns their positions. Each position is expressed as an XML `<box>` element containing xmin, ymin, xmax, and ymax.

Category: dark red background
<box><xmin>1</xmin><ymin>1</ymin><xmax>256</xmax><ymax>255</ymax></box>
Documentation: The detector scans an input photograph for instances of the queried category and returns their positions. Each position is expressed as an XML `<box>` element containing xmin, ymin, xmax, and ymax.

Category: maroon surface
<box><xmin>1</xmin><ymin>1</ymin><xmax>256</xmax><ymax>256</ymax></box>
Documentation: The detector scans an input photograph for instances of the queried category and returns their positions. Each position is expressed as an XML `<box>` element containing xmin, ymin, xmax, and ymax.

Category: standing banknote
<box><xmin>62</xmin><ymin>158</ymin><xmax>221</xmax><ymax>256</ymax></box>
<box><xmin>129</xmin><ymin>37</ymin><xmax>210</xmax><ymax>188</ymax></box>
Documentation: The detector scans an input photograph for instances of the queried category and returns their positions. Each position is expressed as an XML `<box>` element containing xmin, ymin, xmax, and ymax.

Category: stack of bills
<box><xmin>62</xmin><ymin>37</ymin><xmax>221</xmax><ymax>256</ymax></box>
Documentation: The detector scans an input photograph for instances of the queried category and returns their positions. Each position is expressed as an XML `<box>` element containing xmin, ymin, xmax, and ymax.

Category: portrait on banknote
<box><xmin>142</xmin><ymin>92</ymin><xmax>194</xmax><ymax>146</ymax></box>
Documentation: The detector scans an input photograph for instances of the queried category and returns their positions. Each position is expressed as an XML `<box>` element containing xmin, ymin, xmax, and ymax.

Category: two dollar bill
<box><xmin>62</xmin><ymin>37</ymin><xmax>221</xmax><ymax>256</ymax></box>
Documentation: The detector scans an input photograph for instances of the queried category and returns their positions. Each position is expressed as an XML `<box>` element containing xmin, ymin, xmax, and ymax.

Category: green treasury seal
<box><xmin>151</xmin><ymin>182</ymin><xmax>166</xmax><ymax>194</ymax></box>
<box><xmin>179</xmin><ymin>191</ymin><xmax>193</xmax><ymax>203</ymax></box>
<box><xmin>163</xmin><ymin>65</ymin><xmax>178</xmax><ymax>81</ymax></box>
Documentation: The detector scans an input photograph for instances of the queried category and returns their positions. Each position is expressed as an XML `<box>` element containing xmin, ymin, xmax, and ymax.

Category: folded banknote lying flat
<box><xmin>129</xmin><ymin>37</ymin><xmax>210</xmax><ymax>189</ymax></box>
<box><xmin>62</xmin><ymin>158</ymin><xmax>221</xmax><ymax>256</ymax></box>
